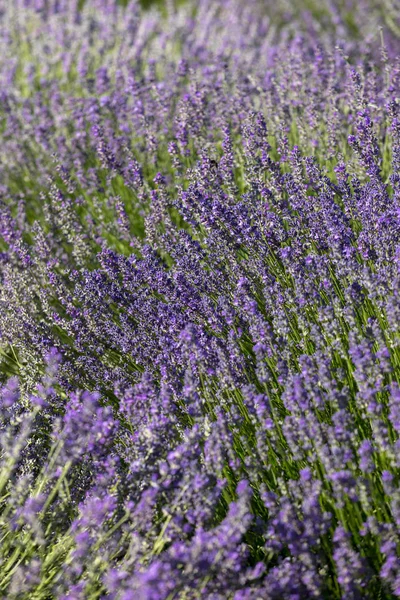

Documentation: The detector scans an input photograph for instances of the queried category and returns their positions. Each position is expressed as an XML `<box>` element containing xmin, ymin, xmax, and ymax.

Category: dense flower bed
<box><xmin>0</xmin><ymin>0</ymin><xmax>400</xmax><ymax>597</ymax></box>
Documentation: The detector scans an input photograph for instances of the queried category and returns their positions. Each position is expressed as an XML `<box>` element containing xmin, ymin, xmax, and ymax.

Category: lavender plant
<box><xmin>0</xmin><ymin>0</ymin><xmax>400</xmax><ymax>597</ymax></box>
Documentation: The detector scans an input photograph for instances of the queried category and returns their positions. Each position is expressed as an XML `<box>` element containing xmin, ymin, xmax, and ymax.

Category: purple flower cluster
<box><xmin>0</xmin><ymin>0</ymin><xmax>400</xmax><ymax>597</ymax></box>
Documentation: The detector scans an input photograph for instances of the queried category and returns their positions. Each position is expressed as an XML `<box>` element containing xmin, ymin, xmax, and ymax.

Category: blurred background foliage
<box><xmin>76</xmin><ymin>0</ymin><xmax>400</xmax><ymax>39</ymax></box>
<box><xmin>78</xmin><ymin>0</ymin><xmax>182</xmax><ymax>9</ymax></box>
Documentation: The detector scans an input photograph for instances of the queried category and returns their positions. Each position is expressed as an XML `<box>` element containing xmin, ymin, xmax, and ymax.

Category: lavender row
<box><xmin>0</xmin><ymin>0</ymin><xmax>400</xmax><ymax>598</ymax></box>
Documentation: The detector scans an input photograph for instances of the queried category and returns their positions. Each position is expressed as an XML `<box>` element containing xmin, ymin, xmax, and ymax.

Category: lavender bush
<box><xmin>0</xmin><ymin>0</ymin><xmax>400</xmax><ymax>597</ymax></box>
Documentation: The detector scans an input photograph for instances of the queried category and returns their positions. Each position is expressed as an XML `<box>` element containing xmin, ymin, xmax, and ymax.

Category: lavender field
<box><xmin>1</xmin><ymin>0</ymin><xmax>400</xmax><ymax>597</ymax></box>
